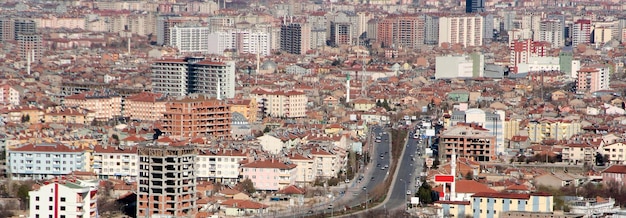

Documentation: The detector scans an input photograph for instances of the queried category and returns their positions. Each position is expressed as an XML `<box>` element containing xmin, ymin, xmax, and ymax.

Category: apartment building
<box><xmin>280</xmin><ymin>22</ymin><xmax>310</xmax><ymax>55</ymax></box>
<box><xmin>449</xmin><ymin>109</ymin><xmax>504</xmax><ymax>155</ymax></box>
<box><xmin>92</xmin><ymin>145</ymin><xmax>138</xmax><ymax>180</ymax></box>
<box><xmin>197</xmin><ymin>148</ymin><xmax>247</xmax><ymax>185</ymax></box>
<box><xmin>376</xmin><ymin>14</ymin><xmax>425</xmax><ymax>48</ymax></box>
<box><xmin>576</xmin><ymin>67</ymin><xmax>610</xmax><ymax>94</ymax></box>
<box><xmin>572</xmin><ymin>19</ymin><xmax>592</xmax><ymax>47</ymax></box>
<box><xmin>124</xmin><ymin>92</ymin><xmax>167</xmax><ymax>122</ymax></box>
<box><xmin>151</xmin><ymin>57</ymin><xmax>236</xmax><ymax>99</ymax></box>
<box><xmin>527</xmin><ymin>118</ymin><xmax>582</xmax><ymax>143</ymax></box>
<box><xmin>439</xmin><ymin>123</ymin><xmax>497</xmax><ymax>162</ymax></box>
<box><xmin>539</xmin><ymin>19</ymin><xmax>564</xmax><ymax>48</ymax></box>
<box><xmin>241</xmin><ymin>159</ymin><xmax>297</xmax><ymax>191</ymax></box>
<box><xmin>330</xmin><ymin>22</ymin><xmax>352</xmax><ymax>46</ymax></box>
<box><xmin>509</xmin><ymin>39</ymin><xmax>549</xmax><ymax>73</ymax></box>
<box><xmin>29</xmin><ymin>180</ymin><xmax>98</xmax><ymax>218</ymax></box>
<box><xmin>309</xmin><ymin>147</ymin><xmax>340</xmax><ymax>179</ymax></box>
<box><xmin>63</xmin><ymin>90</ymin><xmax>122</xmax><ymax>121</ymax></box>
<box><xmin>17</xmin><ymin>33</ymin><xmax>43</xmax><ymax>62</ymax></box>
<box><xmin>250</xmin><ymin>88</ymin><xmax>307</xmax><ymax>118</ymax></box>
<box><xmin>44</xmin><ymin>107</ymin><xmax>96</xmax><ymax>124</ymax></box>
<box><xmin>7</xmin><ymin>143</ymin><xmax>88</xmax><ymax>180</ymax></box>
<box><xmin>0</xmin><ymin>84</ymin><xmax>19</xmax><ymax>105</ymax></box>
<box><xmin>227</xmin><ymin>98</ymin><xmax>258</xmax><ymax>122</ymax></box>
<box><xmin>207</xmin><ymin>29</ymin><xmax>271</xmax><ymax>56</ymax></box>
<box><xmin>438</xmin><ymin>15</ymin><xmax>483</xmax><ymax>47</ymax></box>
<box><xmin>13</xmin><ymin>19</ymin><xmax>36</xmax><ymax>40</ymax></box>
<box><xmin>437</xmin><ymin>192</ymin><xmax>553</xmax><ymax>218</ymax></box>
<box><xmin>170</xmin><ymin>25</ymin><xmax>211</xmax><ymax>53</ymax></box>
<box><xmin>602</xmin><ymin>165</ymin><xmax>626</xmax><ymax>187</ymax></box>
<box><xmin>161</xmin><ymin>94</ymin><xmax>231</xmax><ymax>138</ymax></box>
<box><xmin>561</xmin><ymin>143</ymin><xmax>597</xmax><ymax>165</ymax></box>
<box><xmin>601</xmin><ymin>142</ymin><xmax>626</xmax><ymax>165</ymax></box>
<box><xmin>287</xmin><ymin>153</ymin><xmax>315</xmax><ymax>185</ymax></box>
<box><xmin>137</xmin><ymin>144</ymin><xmax>197</xmax><ymax>217</ymax></box>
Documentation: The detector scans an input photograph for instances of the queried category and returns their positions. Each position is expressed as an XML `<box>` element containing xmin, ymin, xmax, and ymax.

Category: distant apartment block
<box><xmin>17</xmin><ymin>33</ymin><xmax>43</xmax><ymax>62</ymax></box>
<box><xmin>330</xmin><ymin>22</ymin><xmax>352</xmax><ymax>46</ymax></box>
<box><xmin>63</xmin><ymin>90</ymin><xmax>122</xmax><ymax>121</ymax></box>
<box><xmin>162</xmin><ymin>94</ymin><xmax>231</xmax><ymax>138</ymax></box>
<box><xmin>539</xmin><ymin>19</ymin><xmax>564</xmax><ymax>47</ymax></box>
<box><xmin>439</xmin><ymin>123</ymin><xmax>497</xmax><ymax>162</ymax></box>
<box><xmin>227</xmin><ymin>98</ymin><xmax>259</xmax><ymax>122</ymax></box>
<box><xmin>207</xmin><ymin>30</ymin><xmax>271</xmax><ymax>56</ymax></box>
<box><xmin>376</xmin><ymin>15</ymin><xmax>425</xmax><ymax>48</ymax></box>
<box><xmin>197</xmin><ymin>148</ymin><xmax>247</xmax><ymax>185</ymax></box>
<box><xmin>7</xmin><ymin>143</ymin><xmax>88</xmax><ymax>180</ymax></box>
<box><xmin>438</xmin><ymin>15</ymin><xmax>483</xmax><ymax>47</ymax></box>
<box><xmin>137</xmin><ymin>145</ymin><xmax>197</xmax><ymax>217</ymax></box>
<box><xmin>527</xmin><ymin>118</ymin><xmax>582</xmax><ymax>143</ymax></box>
<box><xmin>93</xmin><ymin>145</ymin><xmax>138</xmax><ymax>180</ymax></box>
<box><xmin>124</xmin><ymin>92</ymin><xmax>167</xmax><ymax>122</ymax></box>
<box><xmin>572</xmin><ymin>19</ymin><xmax>592</xmax><ymax>47</ymax></box>
<box><xmin>435</xmin><ymin>53</ymin><xmax>484</xmax><ymax>79</ymax></box>
<box><xmin>43</xmin><ymin>107</ymin><xmax>96</xmax><ymax>124</ymax></box>
<box><xmin>29</xmin><ymin>180</ymin><xmax>99</xmax><ymax>218</ymax></box>
<box><xmin>13</xmin><ymin>19</ymin><xmax>36</xmax><ymax>40</ymax></box>
<box><xmin>241</xmin><ymin>159</ymin><xmax>297</xmax><ymax>191</ymax></box>
<box><xmin>280</xmin><ymin>22</ymin><xmax>310</xmax><ymax>55</ymax></box>
<box><xmin>170</xmin><ymin>25</ymin><xmax>211</xmax><ymax>53</ymax></box>
<box><xmin>0</xmin><ymin>18</ymin><xmax>14</xmax><ymax>42</ymax></box>
<box><xmin>250</xmin><ymin>88</ymin><xmax>308</xmax><ymax>118</ymax></box>
<box><xmin>509</xmin><ymin>39</ymin><xmax>549</xmax><ymax>73</ymax></box>
<box><xmin>466</xmin><ymin>0</ymin><xmax>485</xmax><ymax>13</ymax></box>
<box><xmin>156</xmin><ymin>15</ymin><xmax>194</xmax><ymax>46</ymax></box>
<box><xmin>151</xmin><ymin>57</ymin><xmax>236</xmax><ymax>99</ymax></box>
<box><xmin>450</xmin><ymin>108</ymin><xmax>504</xmax><ymax>155</ymax></box>
<box><xmin>0</xmin><ymin>84</ymin><xmax>19</xmax><ymax>105</ymax></box>
<box><xmin>576</xmin><ymin>67</ymin><xmax>610</xmax><ymax>94</ymax></box>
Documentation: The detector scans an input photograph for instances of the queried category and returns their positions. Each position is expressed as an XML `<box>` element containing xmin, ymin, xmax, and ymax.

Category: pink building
<box><xmin>509</xmin><ymin>39</ymin><xmax>549</xmax><ymax>73</ymax></box>
<box><xmin>602</xmin><ymin>165</ymin><xmax>626</xmax><ymax>187</ymax></box>
<box><xmin>241</xmin><ymin>159</ymin><xmax>297</xmax><ymax>191</ymax></box>
<box><xmin>576</xmin><ymin>67</ymin><xmax>610</xmax><ymax>94</ymax></box>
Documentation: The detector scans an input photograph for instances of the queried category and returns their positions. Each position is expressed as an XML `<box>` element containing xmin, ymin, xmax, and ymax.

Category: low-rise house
<box><xmin>220</xmin><ymin>199</ymin><xmax>268</xmax><ymax>216</ymax></box>
<box><xmin>240</xmin><ymin>159</ymin><xmax>296</xmax><ymax>191</ymax></box>
<box><xmin>534</xmin><ymin>172</ymin><xmax>586</xmax><ymax>189</ymax></box>
<box><xmin>601</xmin><ymin>165</ymin><xmax>626</xmax><ymax>186</ymax></box>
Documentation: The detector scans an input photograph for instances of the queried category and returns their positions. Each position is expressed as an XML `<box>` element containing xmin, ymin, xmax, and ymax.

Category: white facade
<box><xmin>539</xmin><ymin>20</ymin><xmax>564</xmax><ymax>47</ymax></box>
<box><xmin>600</xmin><ymin>142</ymin><xmax>626</xmax><ymax>165</ymax></box>
<box><xmin>435</xmin><ymin>55</ymin><xmax>483</xmax><ymax>79</ymax></box>
<box><xmin>516</xmin><ymin>56</ymin><xmax>560</xmax><ymax>74</ymax></box>
<box><xmin>0</xmin><ymin>85</ymin><xmax>20</xmax><ymax>105</ymax></box>
<box><xmin>7</xmin><ymin>143</ymin><xmax>88</xmax><ymax>180</ymax></box>
<box><xmin>438</xmin><ymin>16</ymin><xmax>484</xmax><ymax>47</ymax></box>
<box><xmin>192</xmin><ymin>60</ymin><xmax>236</xmax><ymax>99</ymax></box>
<box><xmin>151</xmin><ymin>59</ymin><xmax>189</xmax><ymax>97</ymax></box>
<box><xmin>207</xmin><ymin>29</ymin><xmax>271</xmax><ymax>56</ymax></box>
<box><xmin>170</xmin><ymin>25</ymin><xmax>211</xmax><ymax>53</ymax></box>
<box><xmin>196</xmin><ymin>149</ymin><xmax>246</xmax><ymax>185</ymax></box>
<box><xmin>29</xmin><ymin>181</ymin><xmax>98</xmax><ymax>218</ymax></box>
<box><xmin>92</xmin><ymin>145</ymin><xmax>139</xmax><ymax>179</ymax></box>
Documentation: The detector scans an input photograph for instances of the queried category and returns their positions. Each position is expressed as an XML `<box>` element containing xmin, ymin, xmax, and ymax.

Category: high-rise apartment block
<box><xmin>170</xmin><ymin>25</ymin><xmax>211</xmax><ymax>53</ymax></box>
<box><xmin>14</xmin><ymin>19</ymin><xmax>36</xmax><ymax>40</ymax></box>
<box><xmin>0</xmin><ymin>18</ymin><xmax>14</xmax><ymax>42</ymax></box>
<box><xmin>509</xmin><ymin>39</ymin><xmax>549</xmax><ymax>73</ymax></box>
<box><xmin>466</xmin><ymin>0</ymin><xmax>485</xmax><ymax>13</ymax></box>
<box><xmin>151</xmin><ymin>57</ymin><xmax>236</xmax><ymax>99</ymax></box>
<box><xmin>280</xmin><ymin>22</ymin><xmax>310</xmax><ymax>55</ymax></box>
<box><xmin>162</xmin><ymin>94</ymin><xmax>231</xmax><ymax>138</ymax></box>
<box><xmin>330</xmin><ymin>22</ymin><xmax>353</xmax><ymax>46</ymax></box>
<box><xmin>207</xmin><ymin>30</ymin><xmax>271</xmax><ymax>56</ymax></box>
<box><xmin>539</xmin><ymin>19</ymin><xmax>564</xmax><ymax>47</ymax></box>
<box><xmin>376</xmin><ymin>15</ymin><xmax>425</xmax><ymax>48</ymax></box>
<box><xmin>438</xmin><ymin>15</ymin><xmax>483</xmax><ymax>47</ymax></box>
<box><xmin>17</xmin><ymin>33</ymin><xmax>43</xmax><ymax>62</ymax></box>
<box><xmin>137</xmin><ymin>145</ymin><xmax>197</xmax><ymax>217</ymax></box>
<box><xmin>572</xmin><ymin>19</ymin><xmax>592</xmax><ymax>47</ymax></box>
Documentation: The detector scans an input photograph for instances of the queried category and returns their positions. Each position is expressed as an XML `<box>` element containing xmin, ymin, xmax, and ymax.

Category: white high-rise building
<box><xmin>539</xmin><ymin>19</ymin><xmax>564</xmax><ymax>47</ymax></box>
<box><xmin>170</xmin><ymin>25</ymin><xmax>211</xmax><ymax>53</ymax></box>
<box><xmin>438</xmin><ymin>15</ymin><xmax>484</xmax><ymax>47</ymax></box>
<box><xmin>207</xmin><ymin>29</ymin><xmax>271</xmax><ymax>56</ymax></box>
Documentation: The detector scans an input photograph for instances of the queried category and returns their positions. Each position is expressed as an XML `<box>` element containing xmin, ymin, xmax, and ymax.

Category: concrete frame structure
<box><xmin>137</xmin><ymin>145</ymin><xmax>197</xmax><ymax>217</ymax></box>
<box><xmin>161</xmin><ymin>94</ymin><xmax>231</xmax><ymax>139</ymax></box>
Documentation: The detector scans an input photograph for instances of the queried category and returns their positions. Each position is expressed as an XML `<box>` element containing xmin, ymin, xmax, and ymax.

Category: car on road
<box><xmin>381</xmin><ymin>167</ymin><xmax>385</xmax><ymax>170</ymax></box>
<box><xmin>328</xmin><ymin>204</ymin><xmax>333</xmax><ymax>209</ymax></box>
<box><xmin>406</xmin><ymin>190</ymin><xmax>412</xmax><ymax>195</ymax></box>
<box><xmin>371</xmin><ymin>176</ymin><xmax>375</xmax><ymax>181</ymax></box>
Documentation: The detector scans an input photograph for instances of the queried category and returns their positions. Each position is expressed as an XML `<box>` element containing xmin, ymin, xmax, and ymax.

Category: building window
<box><xmin>60</xmin><ymin>216</ymin><xmax>65</xmax><ymax>218</ymax></box>
<box><xmin>60</xmin><ymin>206</ymin><xmax>65</xmax><ymax>211</ymax></box>
<box><xmin>49</xmin><ymin>197</ymin><xmax>53</xmax><ymax>201</ymax></box>
<box><xmin>60</xmin><ymin>197</ymin><xmax>65</xmax><ymax>202</ymax></box>
<box><xmin>35</xmin><ymin>197</ymin><xmax>39</xmax><ymax>201</ymax></box>
<box><xmin>35</xmin><ymin>205</ymin><xmax>39</xmax><ymax>210</ymax></box>
<box><xmin>49</xmin><ymin>206</ymin><xmax>53</xmax><ymax>210</ymax></box>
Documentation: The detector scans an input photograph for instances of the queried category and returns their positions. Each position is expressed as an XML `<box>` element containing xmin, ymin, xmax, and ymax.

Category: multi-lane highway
<box><xmin>277</xmin><ymin>125</ymin><xmax>391</xmax><ymax>218</ymax></box>
<box><xmin>380</xmin><ymin>126</ymin><xmax>426</xmax><ymax>212</ymax></box>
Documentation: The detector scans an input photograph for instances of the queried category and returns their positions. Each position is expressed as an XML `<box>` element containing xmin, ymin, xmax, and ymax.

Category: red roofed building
<box><xmin>433</xmin><ymin>180</ymin><xmax>497</xmax><ymax>201</ymax></box>
<box><xmin>92</xmin><ymin>144</ymin><xmax>138</xmax><ymax>180</ymax></box>
<box><xmin>241</xmin><ymin>159</ymin><xmax>297</xmax><ymax>191</ymax></box>
<box><xmin>124</xmin><ymin>92</ymin><xmax>166</xmax><ymax>122</ymax></box>
<box><xmin>63</xmin><ymin>90</ymin><xmax>122</xmax><ymax>121</ymax></box>
<box><xmin>220</xmin><ymin>199</ymin><xmax>268</xmax><ymax>216</ymax></box>
<box><xmin>7</xmin><ymin>143</ymin><xmax>88</xmax><ymax>180</ymax></box>
<box><xmin>602</xmin><ymin>165</ymin><xmax>626</xmax><ymax>187</ymax></box>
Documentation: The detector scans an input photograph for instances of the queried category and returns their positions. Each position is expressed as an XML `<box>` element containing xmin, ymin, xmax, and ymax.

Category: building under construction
<box><xmin>137</xmin><ymin>144</ymin><xmax>197</xmax><ymax>217</ymax></box>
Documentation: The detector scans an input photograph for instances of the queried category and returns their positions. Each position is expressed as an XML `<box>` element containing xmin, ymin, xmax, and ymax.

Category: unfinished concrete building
<box><xmin>137</xmin><ymin>144</ymin><xmax>197</xmax><ymax>217</ymax></box>
<box><xmin>162</xmin><ymin>94</ymin><xmax>232</xmax><ymax>139</ymax></box>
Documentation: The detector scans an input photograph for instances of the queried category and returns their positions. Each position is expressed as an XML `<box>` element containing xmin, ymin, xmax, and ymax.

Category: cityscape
<box><xmin>2</xmin><ymin>0</ymin><xmax>626</xmax><ymax>218</ymax></box>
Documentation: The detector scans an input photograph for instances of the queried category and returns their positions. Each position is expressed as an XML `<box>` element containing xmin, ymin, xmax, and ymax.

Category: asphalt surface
<box><xmin>380</xmin><ymin>126</ymin><xmax>426</xmax><ymax>211</ymax></box>
<box><xmin>276</xmin><ymin>125</ymin><xmax>391</xmax><ymax>218</ymax></box>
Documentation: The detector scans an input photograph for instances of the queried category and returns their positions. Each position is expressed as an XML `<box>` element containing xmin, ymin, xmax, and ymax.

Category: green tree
<box><xmin>417</xmin><ymin>182</ymin><xmax>433</xmax><ymax>204</ymax></box>
<box><xmin>263</xmin><ymin>126</ymin><xmax>271</xmax><ymax>133</ymax></box>
<box><xmin>464</xmin><ymin>171</ymin><xmax>474</xmax><ymax>180</ymax></box>
<box><xmin>16</xmin><ymin>184</ymin><xmax>30</xmax><ymax>210</ymax></box>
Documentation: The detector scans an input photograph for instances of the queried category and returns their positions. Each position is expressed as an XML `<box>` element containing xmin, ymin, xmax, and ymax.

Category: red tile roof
<box><xmin>603</xmin><ymin>165</ymin><xmax>626</xmax><ymax>174</ymax></box>
<box><xmin>220</xmin><ymin>199</ymin><xmax>268</xmax><ymax>209</ymax></box>
<box><xmin>277</xmin><ymin>185</ymin><xmax>305</xmax><ymax>195</ymax></box>
<box><xmin>241</xmin><ymin>159</ymin><xmax>296</xmax><ymax>169</ymax></box>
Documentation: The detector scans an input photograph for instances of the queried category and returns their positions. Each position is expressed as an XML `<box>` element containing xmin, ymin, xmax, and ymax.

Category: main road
<box><xmin>380</xmin><ymin>127</ymin><xmax>426</xmax><ymax>212</ymax></box>
<box><xmin>276</xmin><ymin>125</ymin><xmax>391</xmax><ymax>218</ymax></box>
